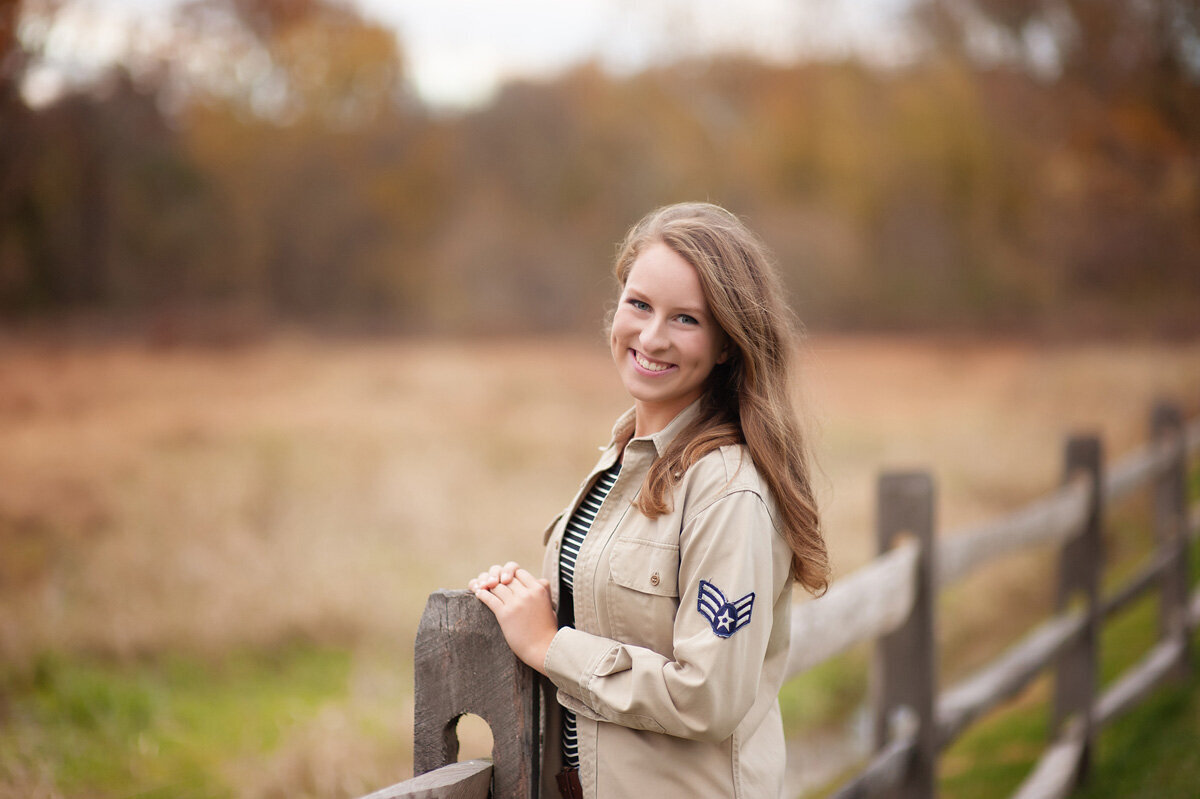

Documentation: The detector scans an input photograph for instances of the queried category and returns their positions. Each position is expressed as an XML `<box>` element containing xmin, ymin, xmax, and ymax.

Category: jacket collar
<box><xmin>609</xmin><ymin>398</ymin><xmax>703</xmax><ymax>459</ymax></box>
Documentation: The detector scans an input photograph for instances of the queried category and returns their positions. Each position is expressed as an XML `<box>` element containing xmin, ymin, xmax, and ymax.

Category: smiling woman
<box><xmin>467</xmin><ymin>202</ymin><xmax>828</xmax><ymax>798</ymax></box>
<box><xmin>609</xmin><ymin>242</ymin><xmax>730</xmax><ymax>438</ymax></box>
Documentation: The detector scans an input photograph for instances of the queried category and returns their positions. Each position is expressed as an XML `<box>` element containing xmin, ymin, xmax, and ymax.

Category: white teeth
<box><xmin>635</xmin><ymin>351</ymin><xmax>671</xmax><ymax>372</ymax></box>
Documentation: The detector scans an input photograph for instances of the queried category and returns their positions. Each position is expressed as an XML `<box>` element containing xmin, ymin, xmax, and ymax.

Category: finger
<box><xmin>513</xmin><ymin>568</ymin><xmax>540</xmax><ymax>588</ymax></box>
<box><xmin>500</xmin><ymin>561</ymin><xmax>521</xmax><ymax>582</ymax></box>
<box><xmin>474</xmin><ymin>588</ymin><xmax>502</xmax><ymax>614</ymax></box>
<box><xmin>490</xmin><ymin>582</ymin><xmax>513</xmax><ymax>600</ymax></box>
<box><xmin>539</xmin><ymin>578</ymin><xmax>551</xmax><ymax>589</ymax></box>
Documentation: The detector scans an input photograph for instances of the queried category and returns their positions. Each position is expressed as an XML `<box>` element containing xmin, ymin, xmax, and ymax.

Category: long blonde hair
<box><xmin>613</xmin><ymin>202</ymin><xmax>828</xmax><ymax>595</ymax></box>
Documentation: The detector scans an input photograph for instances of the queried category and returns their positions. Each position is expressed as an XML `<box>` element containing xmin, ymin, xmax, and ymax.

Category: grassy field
<box><xmin>1</xmin><ymin>332</ymin><xmax>1198</xmax><ymax>798</ymax></box>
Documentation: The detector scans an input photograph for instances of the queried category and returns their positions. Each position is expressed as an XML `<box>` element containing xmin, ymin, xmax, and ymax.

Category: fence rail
<box><xmin>936</xmin><ymin>609</ymin><xmax>1087</xmax><ymax>749</ymax></box>
<box><xmin>937</xmin><ymin>477</ymin><xmax>1091</xmax><ymax>587</ymax></box>
<box><xmin>785</xmin><ymin>537</ymin><xmax>920</xmax><ymax>677</ymax></box>
<box><xmin>359</xmin><ymin>399</ymin><xmax>1198</xmax><ymax>799</ymax></box>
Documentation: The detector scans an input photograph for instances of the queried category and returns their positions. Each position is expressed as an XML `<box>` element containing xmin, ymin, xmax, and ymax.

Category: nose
<box><xmin>639</xmin><ymin>314</ymin><xmax>669</xmax><ymax>353</ymax></box>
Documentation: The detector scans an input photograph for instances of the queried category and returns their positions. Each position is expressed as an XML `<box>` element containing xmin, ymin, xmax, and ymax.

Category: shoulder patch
<box><xmin>697</xmin><ymin>580</ymin><xmax>755</xmax><ymax>638</ymax></box>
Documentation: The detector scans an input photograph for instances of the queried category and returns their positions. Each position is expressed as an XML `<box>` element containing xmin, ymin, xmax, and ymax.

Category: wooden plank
<box><xmin>1099</xmin><ymin>550</ymin><xmax>1172</xmax><ymax>619</ymax></box>
<box><xmin>1190</xmin><ymin>502</ymin><xmax>1200</xmax><ymax>541</ymax></box>
<box><xmin>1151</xmin><ymin>403</ymin><xmax>1191</xmax><ymax>680</ymax></box>
<box><xmin>357</xmin><ymin>760</ymin><xmax>492</xmax><ymax>799</ymax></box>
<box><xmin>1094</xmin><ymin>638</ymin><xmax>1184</xmax><ymax>727</ymax></box>
<box><xmin>1050</xmin><ymin>436</ymin><xmax>1102</xmax><ymax>778</ymax></box>
<box><xmin>937</xmin><ymin>478</ymin><xmax>1089</xmax><ymax>588</ymax></box>
<box><xmin>1185</xmin><ymin>417</ymin><xmax>1200</xmax><ymax>457</ymax></box>
<box><xmin>1104</xmin><ymin>440</ymin><xmax>1175</xmax><ymax>505</ymax></box>
<box><xmin>1010</xmin><ymin>722</ymin><xmax>1086</xmax><ymax>799</ymax></box>
<box><xmin>1192</xmin><ymin>587</ymin><xmax>1200</xmax><ymax>628</ymax></box>
<box><xmin>413</xmin><ymin>591</ymin><xmax>541</xmax><ymax>799</ymax></box>
<box><xmin>874</xmin><ymin>472</ymin><xmax>937</xmax><ymax>799</ymax></box>
<box><xmin>937</xmin><ymin>611</ymin><xmax>1086</xmax><ymax>749</ymax></box>
<box><xmin>784</xmin><ymin>540</ymin><xmax>919</xmax><ymax>679</ymax></box>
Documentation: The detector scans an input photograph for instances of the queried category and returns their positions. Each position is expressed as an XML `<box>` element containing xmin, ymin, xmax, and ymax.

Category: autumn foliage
<box><xmin>2</xmin><ymin>0</ymin><xmax>1198</xmax><ymax>337</ymax></box>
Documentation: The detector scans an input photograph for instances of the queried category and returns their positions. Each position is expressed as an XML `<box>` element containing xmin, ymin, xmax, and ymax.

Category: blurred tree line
<box><xmin>1</xmin><ymin>0</ymin><xmax>1198</xmax><ymax>337</ymax></box>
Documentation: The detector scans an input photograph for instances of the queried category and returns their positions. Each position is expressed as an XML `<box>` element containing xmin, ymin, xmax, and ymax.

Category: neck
<box><xmin>633</xmin><ymin>398</ymin><xmax>691</xmax><ymax>439</ymax></box>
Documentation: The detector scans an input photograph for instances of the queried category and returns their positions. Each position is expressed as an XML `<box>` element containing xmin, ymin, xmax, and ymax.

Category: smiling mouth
<box><xmin>633</xmin><ymin>349</ymin><xmax>675</xmax><ymax>373</ymax></box>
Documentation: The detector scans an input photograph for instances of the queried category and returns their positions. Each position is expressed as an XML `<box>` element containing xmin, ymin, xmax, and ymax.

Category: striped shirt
<box><xmin>558</xmin><ymin>461</ymin><xmax>621</xmax><ymax>769</ymax></box>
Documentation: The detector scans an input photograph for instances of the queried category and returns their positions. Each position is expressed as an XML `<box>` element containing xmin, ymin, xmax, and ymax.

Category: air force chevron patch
<box><xmin>697</xmin><ymin>580</ymin><xmax>755</xmax><ymax>638</ymax></box>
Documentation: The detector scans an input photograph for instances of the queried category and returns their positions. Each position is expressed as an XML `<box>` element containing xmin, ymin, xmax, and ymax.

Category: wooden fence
<box><xmin>358</xmin><ymin>400</ymin><xmax>1200</xmax><ymax>799</ymax></box>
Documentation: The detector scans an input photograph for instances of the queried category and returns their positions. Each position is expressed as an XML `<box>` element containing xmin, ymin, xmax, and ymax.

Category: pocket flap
<box><xmin>609</xmin><ymin>539</ymin><xmax>679</xmax><ymax>597</ymax></box>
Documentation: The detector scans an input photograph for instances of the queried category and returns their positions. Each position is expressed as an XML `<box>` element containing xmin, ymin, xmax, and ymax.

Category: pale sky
<box><xmin>357</xmin><ymin>0</ymin><xmax>918</xmax><ymax>107</ymax></box>
<box><xmin>21</xmin><ymin>0</ymin><xmax>918</xmax><ymax>109</ymax></box>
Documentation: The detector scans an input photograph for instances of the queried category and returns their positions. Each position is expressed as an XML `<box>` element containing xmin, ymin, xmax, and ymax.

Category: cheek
<box><xmin>609</xmin><ymin>316</ymin><xmax>627</xmax><ymax>357</ymax></box>
<box><xmin>610</xmin><ymin>309</ymin><xmax>634</xmax><ymax>342</ymax></box>
<box><xmin>691</xmin><ymin>332</ymin><xmax>725</xmax><ymax>365</ymax></box>
<box><xmin>708</xmin><ymin>329</ymin><xmax>731</xmax><ymax>364</ymax></box>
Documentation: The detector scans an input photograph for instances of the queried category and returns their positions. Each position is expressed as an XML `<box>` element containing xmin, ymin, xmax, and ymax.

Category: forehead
<box><xmin>624</xmin><ymin>242</ymin><xmax>704</xmax><ymax>298</ymax></box>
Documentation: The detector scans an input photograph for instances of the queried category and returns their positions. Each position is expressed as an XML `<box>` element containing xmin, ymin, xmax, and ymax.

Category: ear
<box><xmin>716</xmin><ymin>341</ymin><xmax>732</xmax><ymax>364</ymax></box>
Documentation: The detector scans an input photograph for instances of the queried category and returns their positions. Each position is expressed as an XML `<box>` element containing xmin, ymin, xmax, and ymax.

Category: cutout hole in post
<box><xmin>455</xmin><ymin>713</ymin><xmax>495</xmax><ymax>762</ymax></box>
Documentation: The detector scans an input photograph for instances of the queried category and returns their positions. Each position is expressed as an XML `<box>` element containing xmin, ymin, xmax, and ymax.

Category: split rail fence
<box><xmin>358</xmin><ymin>400</ymin><xmax>1200</xmax><ymax>799</ymax></box>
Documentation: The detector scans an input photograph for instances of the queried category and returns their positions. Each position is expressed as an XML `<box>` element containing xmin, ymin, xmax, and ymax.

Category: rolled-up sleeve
<box><xmin>543</xmin><ymin>489</ymin><xmax>787</xmax><ymax>742</ymax></box>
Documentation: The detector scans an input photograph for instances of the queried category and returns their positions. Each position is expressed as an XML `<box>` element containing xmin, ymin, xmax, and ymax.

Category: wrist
<box><xmin>522</xmin><ymin>628</ymin><xmax>558</xmax><ymax>675</ymax></box>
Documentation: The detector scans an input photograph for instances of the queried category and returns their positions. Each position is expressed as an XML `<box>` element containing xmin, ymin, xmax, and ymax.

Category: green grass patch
<box><xmin>1098</xmin><ymin>592</ymin><xmax>1160</xmax><ymax>686</ymax></box>
<box><xmin>938</xmin><ymin>613</ymin><xmax>1199</xmax><ymax>799</ymax></box>
<box><xmin>0</xmin><ymin>643</ymin><xmax>351</xmax><ymax>798</ymax></box>
<box><xmin>778</xmin><ymin>647</ymin><xmax>868</xmax><ymax>734</ymax></box>
<box><xmin>1071</xmin><ymin>651</ymin><xmax>1200</xmax><ymax>798</ymax></box>
<box><xmin>939</xmin><ymin>680</ymin><xmax>1050</xmax><ymax>799</ymax></box>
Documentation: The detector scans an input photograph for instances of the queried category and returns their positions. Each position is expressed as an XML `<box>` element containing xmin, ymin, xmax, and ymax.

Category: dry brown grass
<box><xmin>0</xmin><ymin>334</ymin><xmax>624</xmax><ymax>665</ymax></box>
<box><xmin>1</xmin><ymin>332</ymin><xmax>1198</xmax><ymax>794</ymax></box>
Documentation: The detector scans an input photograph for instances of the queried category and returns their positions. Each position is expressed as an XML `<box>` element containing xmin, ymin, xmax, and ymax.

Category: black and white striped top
<box><xmin>559</xmin><ymin>461</ymin><xmax>621</xmax><ymax>770</ymax></box>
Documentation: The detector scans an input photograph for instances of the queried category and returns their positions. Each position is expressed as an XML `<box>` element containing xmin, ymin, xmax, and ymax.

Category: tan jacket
<box><xmin>539</xmin><ymin>402</ymin><xmax>794</xmax><ymax>798</ymax></box>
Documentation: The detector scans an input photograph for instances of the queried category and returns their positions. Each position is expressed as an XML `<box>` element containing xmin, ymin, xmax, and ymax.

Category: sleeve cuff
<box><xmin>544</xmin><ymin>626</ymin><xmax>620</xmax><ymax>706</ymax></box>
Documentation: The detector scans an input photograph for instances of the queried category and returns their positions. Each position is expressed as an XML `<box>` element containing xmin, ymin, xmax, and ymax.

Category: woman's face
<box><xmin>610</xmin><ymin>242</ymin><xmax>728</xmax><ymax>437</ymax></box>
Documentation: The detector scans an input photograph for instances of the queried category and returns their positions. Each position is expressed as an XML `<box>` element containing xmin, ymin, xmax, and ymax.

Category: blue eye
<box><xmin>677</xmin><ymin>314</ymin><xmax>699</xmax><ymax>325</ymax></box>
<box><xmin>629</xmin><ymin>299</ymin><xmax>650</xmax><ymax>311</ymax></box>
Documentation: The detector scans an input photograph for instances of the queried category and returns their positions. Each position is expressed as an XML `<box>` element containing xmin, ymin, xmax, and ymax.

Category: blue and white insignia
<box><xmin>697</xmin><ymin>580</ymin><xmax>755</xmax><ymax>638</ymax></box>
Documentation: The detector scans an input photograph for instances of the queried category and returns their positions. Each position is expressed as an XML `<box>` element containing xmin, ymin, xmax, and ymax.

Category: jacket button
<box><xmin>650</xmin><ymin>572</ymin><xmax>660</xmax><ymax>587</ymax></box>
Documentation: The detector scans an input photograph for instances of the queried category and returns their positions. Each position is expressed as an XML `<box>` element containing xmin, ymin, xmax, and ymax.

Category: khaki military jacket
<box><xmin>539</xmin><ymin>401</ymin><xmax>794</xmax><ymax>798</ymax></box>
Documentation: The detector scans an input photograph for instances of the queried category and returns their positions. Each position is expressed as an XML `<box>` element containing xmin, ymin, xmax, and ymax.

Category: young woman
<box><xmin>468</xmin><ymin>202</ymin><xmax>828</xmax><ymax>798</ymax></box>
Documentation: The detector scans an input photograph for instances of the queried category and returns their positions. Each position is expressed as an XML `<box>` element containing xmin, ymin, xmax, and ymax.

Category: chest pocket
<box><xmin>609</xmin><ymin>539</ymin><xmax>680</xmax><ymax>597</ymax></box>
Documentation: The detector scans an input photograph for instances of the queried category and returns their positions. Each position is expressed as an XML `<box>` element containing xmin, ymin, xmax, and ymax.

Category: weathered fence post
<box><xmin>413</xmin><ymin>589</ymin><xmax>542</xmax><ymax>799</ymax></box>
<box><xmin>1052</xmin><ymin>435</ymin><xmax>1103</xmax><ymax>786</ymax></box>
<box><xmin>874</xmin><ymin>471</ymin><xmax>937</xmax><ymax>799</ymax></box>
<box><xmin>1151</xmin><ymin>401</ymin><xmax>1191</xmax><ymax>679</ymax></box>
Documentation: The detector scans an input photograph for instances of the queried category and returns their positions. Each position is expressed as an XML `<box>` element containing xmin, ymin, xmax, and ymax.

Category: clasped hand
<box><xmin>468</xmin><ymin>561</ymin><xmax>558</xmax><ymax>675</ymax></box>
